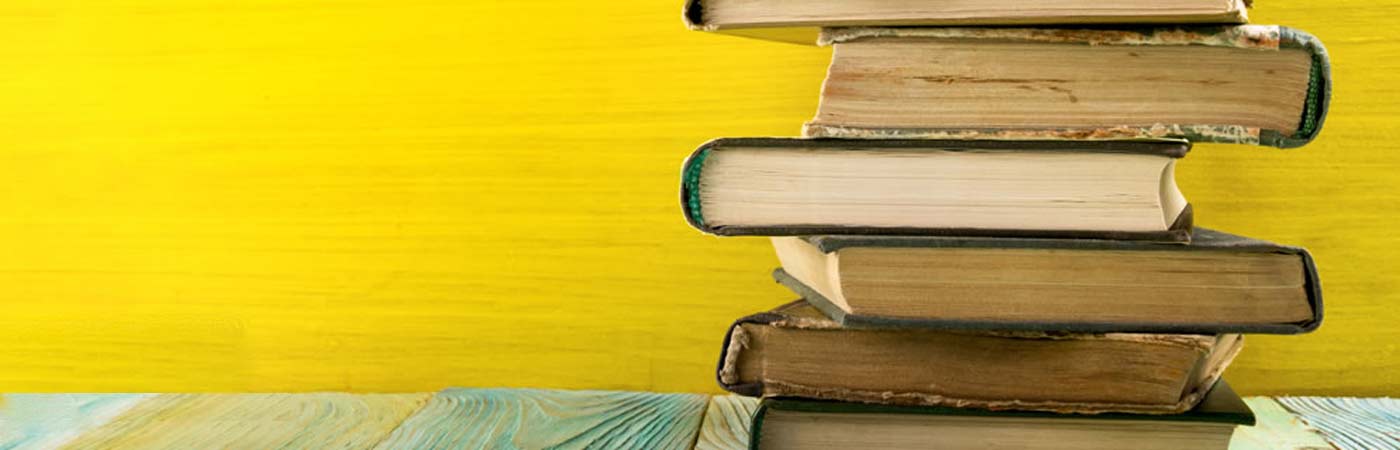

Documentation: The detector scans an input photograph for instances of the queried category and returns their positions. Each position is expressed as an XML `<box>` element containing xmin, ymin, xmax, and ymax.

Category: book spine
<box><xmin>1264</xmin><ymin>26</ymin><xmax>1331</xmax><ymax>148</ymax></box>
<box><xmin>679</xmin><ymin>141</ymin><xmax>719</xmax><ymax>235</ymax></box>
<box><xmin>714</xmin><ymin>312</ymin><xmax>785</xmax><ymax>396</ymax></box>
<box><xmin>681</xmin><ymin>0</ymin><xmax>708</xmax><ymax>30</ymax></box>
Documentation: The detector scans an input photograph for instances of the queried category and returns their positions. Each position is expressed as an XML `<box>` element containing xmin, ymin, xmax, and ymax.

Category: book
<box><xmin>681</xmin><ymin>138</ymin><xmax>1193</xmax><ymax>241</ymax></box>
<box><xmin>717</xmin><ymin>301</ymin><xmax>1242</xmax><ymax>414</ymax></box>
<box><xmin>771</xmin><ymin>228</ymin><xmax>1323</xmax><ymax>334</ymax></box>
<box><xmin>805</xmin><ymin>25</ymin><xmax>1331</xmax><ymax>148</ymax></box>
<box><xmin>747</xmin><ymin>380</ymin><xmax>1254</xmax><ymax>450</ymax></box>
<box><xmin>683</xmin><ymin>0</ymin><xmax>1250</xmax><ymax>43</ymax></box>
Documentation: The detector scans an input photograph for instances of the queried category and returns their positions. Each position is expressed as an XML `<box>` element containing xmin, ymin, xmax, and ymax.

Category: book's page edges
<box><xmin>805</xmin><ymin>123</ymin><xmax>1268</xmax><ymax>147</ymax></box>
<box><xmin>691</xmin><ymin>137</ymin><xmax>1191</xmax><ymax>156</ymax></box>
<box><xmin>774</xmin><ymin>267</ymin><xmax>1318</xmax><ymax>334</ymax></box>
<box><xmin>681</xmin><ymin>138</ymin><xmax>1192</xmax><ymax>240</ymax></box>
<box><xmin>798</xmin><ymin>228</ymin><xmax>1322</xmax><ymax>333</ymax></box>
<box><xmin>755</xmin><ymin>380</ymin><xmax>1253</xmax><ymax>425</ymax></box>
<box><xmin>811</xmin><ymin>25</ymin><xmax>1329</xmax><ymax>149</ymax></box>
<box><xmin>683</xmin><ymin>0</ymin><xmax>820</xmax><ymax>44</ymax></box>
<box><xmin>687</xmin><ymin>0</ymin><xmax>1247</xmax><ymax>46</ymax></box>
<box><xmin>808</xmin><ymin>228</ymin><xmax>1276</xmax><ymax>253</ymax></box>
<box><xmin>722</xmin><ymin>302</ymin><xmax>1224</xmax><ymax>414</ymax></box>
<box><xmin>697</xmin><ymin>222</ymin><xmax>1191</xmax><ymax>241</ymax></box>
<box><xmin>819</xmin><ymin>25</ymin><xmax>1286</xmax><ymax>48</ymax></box>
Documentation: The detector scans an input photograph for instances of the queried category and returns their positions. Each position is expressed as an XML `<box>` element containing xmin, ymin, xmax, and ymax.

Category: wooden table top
<box><xmin>1</xmin><ymin>390</ymin><xmax>1390</xmax><ymax>449</ymax></box>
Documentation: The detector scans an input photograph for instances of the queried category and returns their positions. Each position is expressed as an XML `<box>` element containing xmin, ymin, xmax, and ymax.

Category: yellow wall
<box><xmin>0</xmin><ymin>0</ymin><xmax>1394</xmax><ymax>395</ymax></box>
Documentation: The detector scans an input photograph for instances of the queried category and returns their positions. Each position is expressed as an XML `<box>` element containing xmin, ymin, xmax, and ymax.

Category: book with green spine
<box><xmin>805</xmin><ymin>25</ymin><xmax>1330</xmax><ymax>149</ymax></box>
<box><xmin>681</xmin><ymin>138</ymin><xmax>1195</xmax><ymax>241</ymax></box>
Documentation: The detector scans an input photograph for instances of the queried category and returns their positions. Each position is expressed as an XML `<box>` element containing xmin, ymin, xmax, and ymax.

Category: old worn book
<box><xmin>681</xmin><ymin>138</ymin><xmax>1192</xmax><ymax>241</ymax></box>
<box><xmin>748</xmin><ymin>381</ymin><xmax>1254</xmax><ymax>450</ymax></box>
<box><xmin>683</xmin><ymin>0</ymin><xmax>1250</xmax><ymax>41</ymax></box>
<box><xmin>772</xmin><ymin>228</ymin><xmax>1322</xmax><ymax>334</ymax></box>
<box><xmin>806</xmin><ymin>26</ymin><xmax>1331</xmax><ymax>148</ymax></box>
<box><xmin>717</xmin><ymin>301</ymin><xmax>1243</xmax><ymax>414</ymax></box>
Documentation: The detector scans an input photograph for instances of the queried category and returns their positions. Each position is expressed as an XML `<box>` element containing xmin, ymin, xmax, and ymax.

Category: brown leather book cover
<box><xmin>805</xmin><ymin>26</ymin><xmax>1330</xmax><ymax>149</ymax></box>
<box><xmin>716</xmin><ymin>301</ymin><xmax>1243</xmax><ymax>415</ymax></box>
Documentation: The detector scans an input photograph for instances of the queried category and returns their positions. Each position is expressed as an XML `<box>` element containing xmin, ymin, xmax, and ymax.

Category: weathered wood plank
<box><xmin>0</xmin><ymin>394</ymin><xmax>151</xmax><ymax>450</ymax></box>
<box><xmin>374</xmin><ymin>389</ymin><xmax>707</xmax><ymax>450</ymax></box>
<box><xmin>694</xmin><ymin>395</ymin><xmax>759</xmax><ymax>450</ymax></box>
<box><xmin>1231</xmin><ymin>397</ymin><xmax>1337</xmax><ymax>450</ymax></box>
<box><xmin>1277</xmin><ymin>397</ymin><xmax>1400</xmax><ymax>449</ymax></box>
<box><xmin>57</xmin><ymin>393</ymin><xmax>428</xmax><ymax>450</ymax></box>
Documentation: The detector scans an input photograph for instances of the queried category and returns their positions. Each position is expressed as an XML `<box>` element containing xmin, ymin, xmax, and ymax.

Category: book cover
<box><xmin>717</xmin><ymin>301</ymin><xmax>1242</xmax><ymax>414</ymax></box>
<box><xmin>776</xmin><ymin>228</ymin><xmax>1323</xmax><ymax>334</ymax></box>
<box><xmin>806</xmin><ymin>25</ymin><xmax>1331</xmax><ymax>149</ymax></box>
<box><xmin>748</xmin><ymin>380</ymin><xmax>1255</xmax><ymax>450</ymax></box>
<box><xmin>680</xmin><ymin>137</ymin><xmax>1194</xmax><ymax>241</ymax></box>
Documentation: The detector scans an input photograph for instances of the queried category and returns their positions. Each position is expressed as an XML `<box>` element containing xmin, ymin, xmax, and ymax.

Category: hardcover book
<box><xmin>748</xmin><ymin>381</ymin><xmax>1254</xmax><ymax>450</ymax></box>
<box><xmin>684</xmin><ymin>0</ymin><xmax>1250</xmax><ymax>45</ymax></box>
<box><xmin>681</xmin><ymin>138</ymin><xmax>1193</xmax><ymax>241</ymax></box>
<box><xmin>772</xmin><ymin>228</ymin><xmax>1323</xmax><ymax>334</ymax></box>
<box><xmin>717</xmin><ymin>301</ymin><xmax>1242</xmax><ymax>415</ymax></box>
<box><xmin>805</xmin><ymin>25</ymin><xmax>1330</xmax><ymax>148</ymax></box>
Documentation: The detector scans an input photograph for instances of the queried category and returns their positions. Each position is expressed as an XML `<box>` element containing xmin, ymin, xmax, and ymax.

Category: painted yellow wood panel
<box><xmin>0</xmin><ymin>0</ymin><xmax>1394</xmax><ymax>394</ymax></box>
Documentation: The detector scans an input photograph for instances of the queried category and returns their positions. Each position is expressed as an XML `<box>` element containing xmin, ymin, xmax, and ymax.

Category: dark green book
<box><xmin>748</xmin><ymin>380</ymin><xmax>1254</xmax><ymax>450</ymax></box>
<box><xmin>772</xmin><ymin>228</ymin><xmax>1323</xmax><ymax>335</ymax></box>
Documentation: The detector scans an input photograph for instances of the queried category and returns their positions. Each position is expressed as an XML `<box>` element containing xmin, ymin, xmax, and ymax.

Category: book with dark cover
<box><xmin>683</xmin><ymin>0</ymin><xmax>1251</xmax><ymax>46</ymax></box>
<box><xmin>805</xmin><ymin>25</ymin><xmax>1331</xmax><ymax>149</ymax></box>
<box><xmin>748</xmin><ymin>380</ymin><xmax>1254</xmax><ymax>450</ymax></box>
<box><xmin>716</xmin><ymin>301</ymin><xmax>1242</xmax><ymax>415</ymax></box>
<box><xmin>680</xmin><ymin>137</ymin><xmax>1194</xmax><ymax>241</ymax></box>
<box><xmin>774</xmin><ymin>228</ymin><xmax>1323</xmax><ymax>335</ymax></box>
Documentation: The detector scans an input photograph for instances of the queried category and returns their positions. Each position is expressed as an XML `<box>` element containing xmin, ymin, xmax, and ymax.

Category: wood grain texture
<box><xmin>0</xmin><ymin>394</ymin><xmax>151</xmax><ymax>450</ymax></box>
<box><xmin>1232</xmin><ymin>398</ymin><xmax>1338</xmax><ymax>450</ymax></box>
<box><xmin>1277</xmin><ymin>397</ymin><xmax>1400</xmax><ymax>449</ymax></box>
<box><xmin>0</xmin><ymin>0</ymin><xmax>1393</xmax><ymax>395</ymax></box>
<box><xmin>373</xmin><ymin>389</ymin><xmax>707</xmax><ymax>449</ymax></box>
<box><xmin>57</xmin><ymin>393</ymin><xmax>428</xmax><ymax>450</ymax></box>
<box><xmin>694</xmin><ymin>395</ymin><xmax>759</xmax><ymax>450</ymax></box>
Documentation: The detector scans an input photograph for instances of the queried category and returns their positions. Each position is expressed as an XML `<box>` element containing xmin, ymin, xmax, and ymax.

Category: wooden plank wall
<box><xmin>0</xmin><ymin>1</ymin><xmax>1394</xmax><ymax>395</ymax></box>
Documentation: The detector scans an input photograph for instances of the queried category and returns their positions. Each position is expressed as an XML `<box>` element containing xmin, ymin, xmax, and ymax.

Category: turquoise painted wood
<box><xmin>694</xmin><ymin>395</ymin><xmax>758</xmax><ymax>450</ymax></box>
<box><xmin>0</xmin><ymin>394</ymin><xmax>150</xmax><ymax>450</ymax></box>
<box><xmin>59</xmin><ymin>394</ymin><xmax>428</xmax><ymax>450</ymax></box>
<box><xmin>1277</xmin><ymin>397</ymin><xmax>1400</xmax><ymax>449</ymax></box>
<box><xmin>374</xmin><ymin>389</ymin><xmax>709</xmax><ymax>450</ymax></box>
<box><xmin>1</xmin><ymin>391</ymin><xmax>1391</xmax><ymax>449</ymax></box>
<box><xmin>1232</xmin><ymin>398</ymin><xmax>1337</xmax><ymax>450</ymax></box>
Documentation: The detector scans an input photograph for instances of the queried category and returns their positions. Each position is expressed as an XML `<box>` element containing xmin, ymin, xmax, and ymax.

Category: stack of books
<box><xmin>682</xmin><ymin>1</ymin><xmax>1331</xmax><ymax>449</ymax></box>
